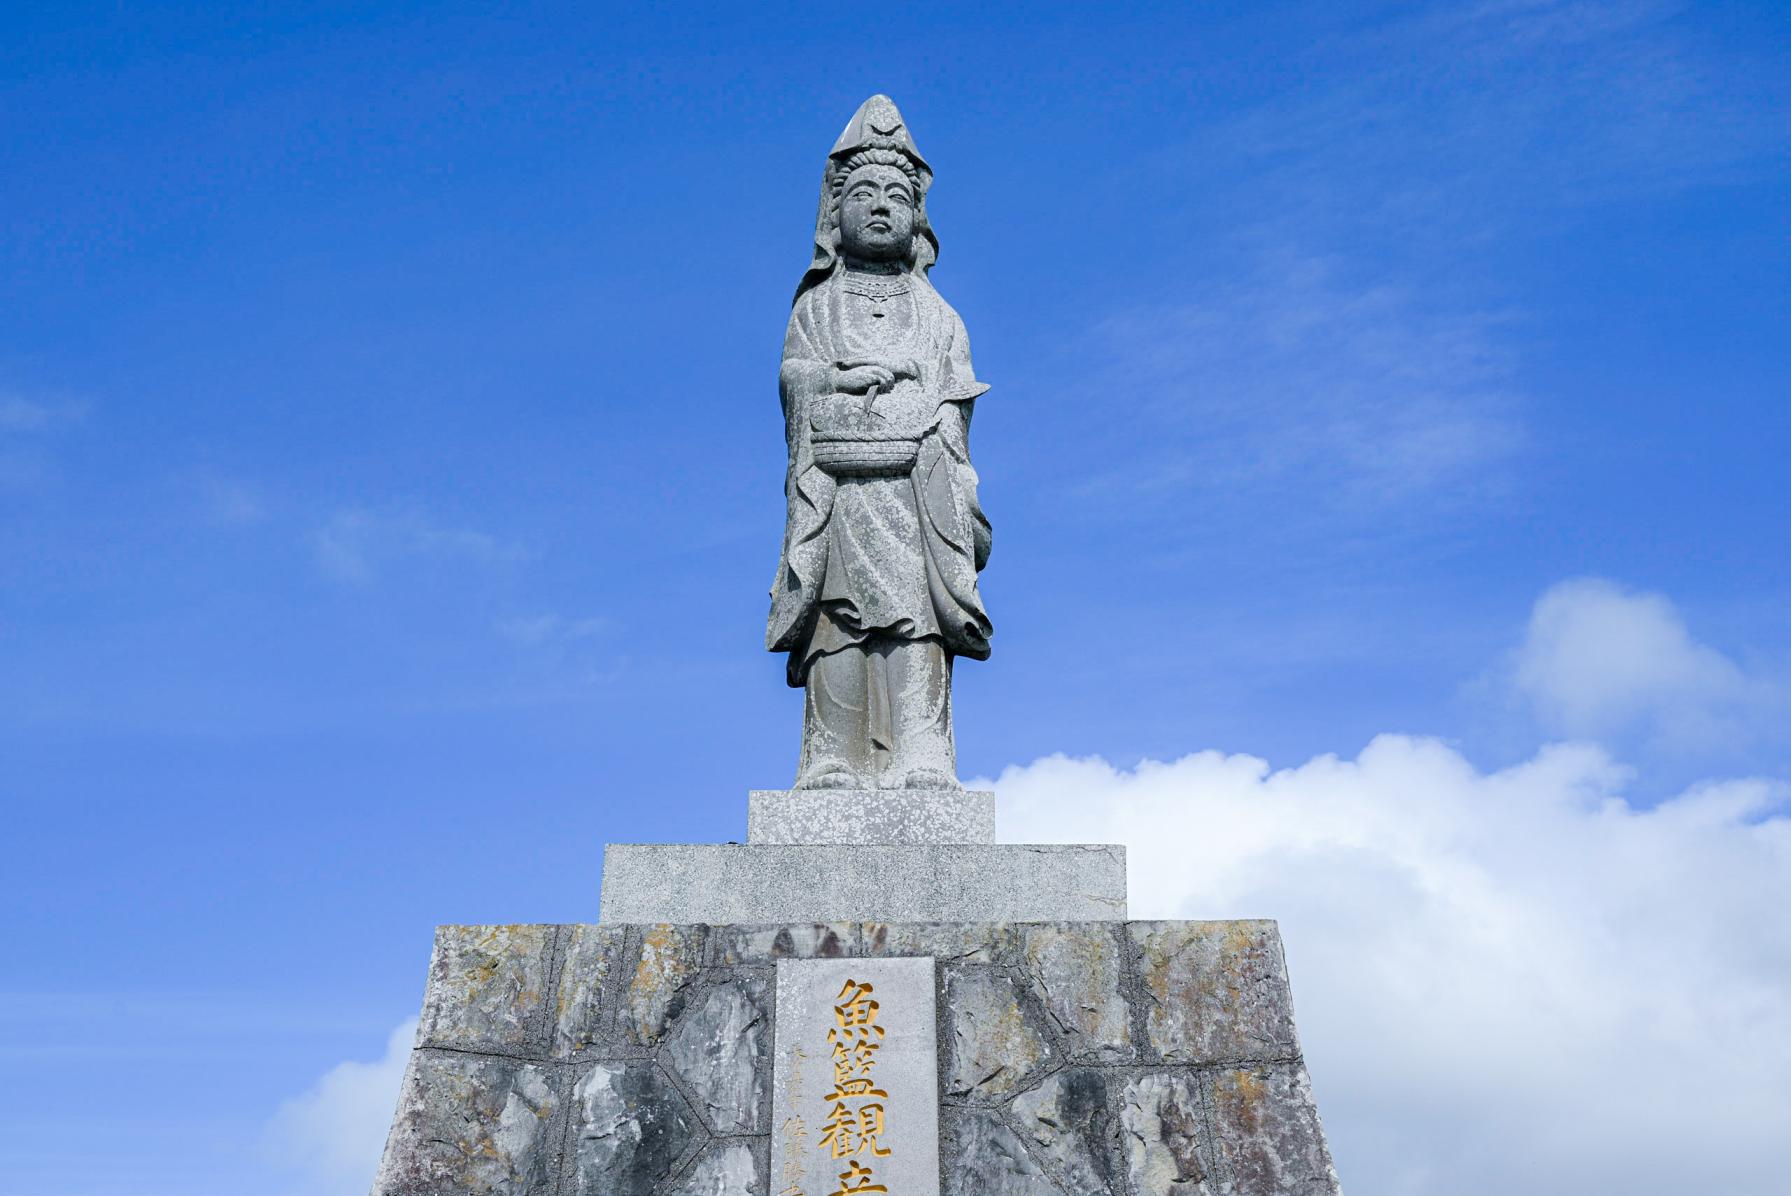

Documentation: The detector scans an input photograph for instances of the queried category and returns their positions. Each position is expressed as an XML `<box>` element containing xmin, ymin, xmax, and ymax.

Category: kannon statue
<box><xmin>767</xmin><ymin>95</ymin><xmax>994</xmax><ymax>791</ymax></box>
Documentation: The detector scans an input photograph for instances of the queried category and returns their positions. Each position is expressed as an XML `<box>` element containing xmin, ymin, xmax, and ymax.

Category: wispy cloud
<box><xmin>0</xmin><ymin>393</ymin><xmax>91</xmax><ymax>491</ymax></box>
<box><xmin>187</xmin><ymin>471</ymin><xmax>267</xmax><ymax>527</ymax></box>
<box><xmin>1207</xmin><ymin>0</ymin><xmax>1787</xmax><ymax>247</ymax></box>
<box><xmin>494</xmin><ymin>613</ymin><xmax>611</xmax><ymax>647</ymax></box>
<box><xmin>1508</xmin><ymin>576</ymin><xmax>1788</xmax><ymax>754</ymax></box>
<box><xmin>1077</xmin><ymin>252</ymin><xmax>1524</xmax><ymax>512</ymax></box>
<box><xmin>1074</xmin><ymin>0</ymin><xmax>1787</xmax><ymax>534</ymax></box>
<box><xmin>309</xmin><ymin>505</ymin><xmax>530</xmax><ymax>584</ymax></box>
<box><xmin>493</xmin><ymin>612</ymin><xmax>622</xmax><ymax>689</ymax></box>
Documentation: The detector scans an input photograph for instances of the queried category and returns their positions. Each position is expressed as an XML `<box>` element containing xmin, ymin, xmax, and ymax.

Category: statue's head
<box><xmin>797</xmin><ymin>96</ymin><xmax>939</xmax><ymax>298</ymax></box>
<box><xmin>835</xmin><ymin>151</ymin><xmax>920</xmax><ymax>265</ymax></box>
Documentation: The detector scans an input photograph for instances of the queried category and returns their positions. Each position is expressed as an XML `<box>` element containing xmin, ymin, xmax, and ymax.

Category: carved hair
<box><xmin>829</xmin><ymin>148</ymin><xmax>923</xmax><ymax>197</ymax></box>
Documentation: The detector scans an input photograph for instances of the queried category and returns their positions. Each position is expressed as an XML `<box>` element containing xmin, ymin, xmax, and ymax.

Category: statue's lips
<box><xmin>865</xmin><ymin>221</ymin><xmax>892</xmax><ymax>233</ymax></box>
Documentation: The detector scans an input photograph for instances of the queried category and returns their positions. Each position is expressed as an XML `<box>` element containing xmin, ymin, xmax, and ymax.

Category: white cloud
<box><xmin>264</xmin><ymin>1019</ymin><xmax>416</xmax><ymax>1196</ymax></box>
<box><xmin>1512</xmin><ymin>577</ymin><xmax>1781</xmax><ymax>750</ymax></box>
<box><xmin>310</xmin><ymin>506</ymin><xmax>528</xmax><ymax>583</ymax></box>
<box><xmin>993</xmin><ymin>737</ymin><xmax>1791</xmax><ymax>1196</ymax></box>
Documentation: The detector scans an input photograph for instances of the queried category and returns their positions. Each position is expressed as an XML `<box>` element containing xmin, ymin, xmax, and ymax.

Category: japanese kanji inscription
<box><xmin>771</xmin><ymin>957</ymin><xmax>940</xmax><ymax>1196</ymax></box>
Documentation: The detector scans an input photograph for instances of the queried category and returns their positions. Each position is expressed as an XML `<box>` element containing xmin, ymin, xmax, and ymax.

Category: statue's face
<box><xmin>838</xmin><ymin>164</ymin><xmax>916</xmax><ymax>263</ymax></box>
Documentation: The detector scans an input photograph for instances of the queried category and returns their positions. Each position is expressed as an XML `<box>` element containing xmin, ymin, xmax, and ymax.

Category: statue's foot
<box><xmin>900</xmin><ymin>768</ymin><xmax>960</xmax><ymax>790</ymax></box>
<box><xmin>795</xmin><ymin>762</ymin><xmax>863</xmax><ymax>790</ymax></box>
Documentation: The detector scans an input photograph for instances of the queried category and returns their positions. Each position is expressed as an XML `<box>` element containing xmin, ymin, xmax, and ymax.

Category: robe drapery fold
<box><xmin>767</xmin><ymin>269</ymin><xmax>993</xmax><ymax>687</ymax></box>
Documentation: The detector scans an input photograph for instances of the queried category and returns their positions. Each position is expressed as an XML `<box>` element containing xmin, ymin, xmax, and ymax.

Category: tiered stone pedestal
<box><xmin>373</xmin><ymin>919</ymin><xmax>1340</xmax><ymax>1195</ymax></box>
<box><xmin>375</xmin><ymin>788</ymin><xmax>1340</xmax><ymax>1193</ymax></box>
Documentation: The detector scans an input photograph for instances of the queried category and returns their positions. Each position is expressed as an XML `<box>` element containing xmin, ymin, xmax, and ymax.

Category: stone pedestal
<box><xmin>374</xmin><ymin>919</ymin><xmax>1340</xmax><ymax>1196</ymax></box>
<box><xmin>373</xmin><ymin>784</ymin><xmax>1340</xmax><ymax>1195</ymax></box>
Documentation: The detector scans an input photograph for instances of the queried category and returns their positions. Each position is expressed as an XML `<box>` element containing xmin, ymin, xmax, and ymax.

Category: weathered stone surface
<box><xmin>669</xmin><ymin>1140</ymin><xmax>762</xmax><ymax>1196</ymax></box>
<box><xmin>373</xmin><ymin>1050</ymin><xmax>559</xmax><ymax>1195</ymax></box>
<box><xmin>554</xmin><ymin>922</ymin><xmax>627</xmax><ymax>1057</ymax></box>
<box><xmin>377</xmin><ymin>919</ymin><xmax>1338</xmax><ymax>1195</ymax></box>
<box><xmin>879</xmin><ymin>920</ymin><xmax>1018</xmax><ymax>965</ymax></box>
<box><xmin>1011</xmin><ymin>1068</ymin><xmax>1120</xmax><ymax>1194</ymax></box>
<box><xmin>1132</xmin><ymin>920</ymin><xmax>1298</xmax><ymax>1064</ymax></box>
<box><xmin>772</xmin><ymin>957</ymin><xmax>940</xmax><ymax>1196</ymax></box>
<box><xmin>709</xmin><ymin>920</ymin><xmax>1017</xmax><ymax>965</ymax></box>
<box><xmin>942</xmin><ymin>967</ymin><xmax>1056</xmax><ymax>1100</ymax></box>
<box><xmin>623</xmin><ymin>924</ymin><xmax>707</xmax><ymax>1046</ymax></box>
<box><xmin>1021</xmin><ymin>923</ymin><xmax>1133</xmax><ymax>1063</ymax></box>
<box><xmin>943</xmin><ymin>1107</ymin><xmax>1063</xmax><ymax>1196</ymax></box>
<box><xmin>1207</xmin><ymin>1064</ymin><xmax>1341</xmax><ymax>1196</ymax></box>
<box><xmin>602</xmin><ymin>843</ymin><xmax>1126</xmax><ymax>923</ymax></box>
<box><xmin>419</xmin><ymin>924</ymin><xmax>554</xmax><ymax>1053</ymax></box>
<box><xmin>568</xmin><ymin>1061</ymin><xmax>700</xmax><ymax>1196</ymax></box>
<box><xmin>1121</xmin><ymin>1072</ymin><xmax>1218</xmax><ymax>1196</ymax></box>
<box><xmin>748</xmin><ymin>788</ymin><xmax>996</xmax><ymax>844</ymax></box>
<box><xmin>711</xmin><ymin>921</ymin><xmax>865</xmax><ymax>965</ymax></box>
<box><xmin>664</xmin><ymin>975</ymin><xmax>770</xmax><ymax>1135</ymax></box>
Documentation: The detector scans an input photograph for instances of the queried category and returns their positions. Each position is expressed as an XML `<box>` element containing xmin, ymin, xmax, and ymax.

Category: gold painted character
<box><xmin>828</xmin><ymin>1159</ymin><xmax>888</xmax><ymax>1196</ymax></box>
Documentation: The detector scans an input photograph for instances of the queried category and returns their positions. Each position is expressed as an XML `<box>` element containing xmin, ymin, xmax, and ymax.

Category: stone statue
<box><xmin>767</xmin><ymin>95</ymin><xmax>993</xmax><ymax>791</ymax></box>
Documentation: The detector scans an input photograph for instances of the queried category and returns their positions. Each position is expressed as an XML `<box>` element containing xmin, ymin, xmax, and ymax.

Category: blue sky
<box><xmin>3</xmin><ymin>2</ymin><xmax>1788</xmax><ymax>1193</ymax></box>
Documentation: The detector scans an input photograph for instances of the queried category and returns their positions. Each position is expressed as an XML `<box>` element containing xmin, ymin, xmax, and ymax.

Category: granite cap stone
<box><xmin>600</xmin><ymin>842</ymin><xmax>1127</xmax><ymax>923</ymax></box>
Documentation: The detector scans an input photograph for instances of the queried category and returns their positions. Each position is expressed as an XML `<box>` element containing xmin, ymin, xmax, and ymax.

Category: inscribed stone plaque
<box><xmin>772</xmin><ymin>957</ymin><xmax>940</xmax><ymax>1196</ymax></box>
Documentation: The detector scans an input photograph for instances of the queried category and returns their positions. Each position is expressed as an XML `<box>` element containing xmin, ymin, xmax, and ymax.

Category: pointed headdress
<box><xmin>795</xmin><ymin>94</ymin><xmax>939</xmax><ymax>302</ymax></box>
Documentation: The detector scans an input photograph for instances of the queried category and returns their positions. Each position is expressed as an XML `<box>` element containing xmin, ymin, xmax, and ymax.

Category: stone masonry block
<box><xmin>1207</xmin><ymin>1063</ymin><xmax>1341</xmax><ymax>1196</ymax></box>
<box><xmin>567</xmin><ymin>1060</ymin><xmax>702</xmax><ymax>1196</ymax></box>
<box><xmin>708</xmin><ymin>920</ymin><xmax>1019</xmax><ymax>966</ymax></box>
<box><xmin>623</xmin><ymin>924</ymin><xmax>707</xmax><ymax>1046</ymax></box>
<box><xmin>1021</xmin><ymin>922</ymin><xmax>1134</xmax><ymax>1063</ymax></box>
<box><xmin>373</xmin><ymin>1049</ymin><xmax>562</xmax><ymax>1195</ymax></box>
<box><xmin>710</xmin><ymin>921</ymin><xmax>870</xmax><ymax>965</ymax></box>
<box><xmin>1131</xmin><ymin>920</ymin><xmax>1299</xmax><ymax>1065</ymax></box>
<box><xmin>942</xmin><ymin>966</ymin><xmax>1057</xmax><ymax>1101</ymax></box>
<box><xmin>1010</xmin><ymin>1067</ymin><xmax>1123</xmax><ymax>1194</ymax></box>
<box><xmin>1120</xmin><ymin>1071</ymin><xmax>1219</xmax><ymax>1196</ymax></box>
<box><xmin>669</xmin><ymin>1140</ymin><xmax>762</xmax><ymax>1196</ymax></box>
<box><xmin>554</xmin><ymin>922</ymin><xmax>628</xmax><ymax>1057</ymax></box>
<box><xmin>942</xmin><ymin>1106</ymin><xmax>1065</xmax><ymax>1196</ymax></box>
<box><xmin>419</xmin><ymin>924</ymin><xmax>555</xmax><ymax>1053</ymax></box>
<box><xmin>663</xmin><ymin>975</ymin><xmax>770</xmax><ymax>1135</ymax></box>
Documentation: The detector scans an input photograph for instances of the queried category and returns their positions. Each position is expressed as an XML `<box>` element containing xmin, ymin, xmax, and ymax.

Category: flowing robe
<box><xmin>767</xmin><ymin>269</ymin><xmax>993</xmax><ymax>686</ymax></box>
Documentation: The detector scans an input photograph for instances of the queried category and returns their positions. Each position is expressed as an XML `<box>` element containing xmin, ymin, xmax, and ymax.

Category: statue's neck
<box><xmin>841</xmin><ymin>256</ymin><xmax>905</xmax><ymax>276</ymax></box>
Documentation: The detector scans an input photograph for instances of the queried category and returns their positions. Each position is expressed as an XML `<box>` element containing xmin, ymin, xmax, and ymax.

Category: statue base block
<box><xmin>599</xmin><ymin>843</ymin><xmax>1126</xmax><ymax>923</ymax></box>
<box><xmin>747</xmin><ymin>788</ymin><xmax>996</xmax><ymax>844</ymax></box>
<box><xmin>374</xmin><ymin>919</ymin><xmax>1341</xmax><ymax>1196</ymax></box>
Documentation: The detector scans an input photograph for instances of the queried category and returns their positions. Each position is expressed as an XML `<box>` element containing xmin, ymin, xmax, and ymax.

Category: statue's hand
<box><xmin>834</xmin><ymin>363</ymin><xmax>896</xmax><ymax>394</ymax></box>
<box><xmin>837</xmin><ymin>357</ymin><xmax>921</xmax><ymax>386</ymax></box>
